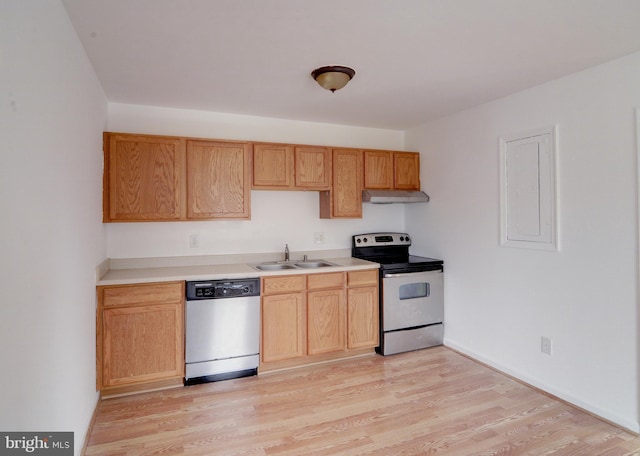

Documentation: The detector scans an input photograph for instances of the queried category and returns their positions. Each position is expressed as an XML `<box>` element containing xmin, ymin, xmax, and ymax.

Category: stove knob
<box><xmin>405</xmin><ymin>236</ymin><xmax>410</xmax><ymax>242</ymax></box>
<box><xmin>356</xmin><ymin>238</ymin><xmax>361</xmax><ymax>243</ymax></box>
<box><xmin>400</xmin><ymin>236</ymin><xmax>405</xmax><ymax>241</ymax></box>
<box><xmin>363</xmin><ymin>237</ymin><xmax>368</xmax><ymax>243</ymax></box>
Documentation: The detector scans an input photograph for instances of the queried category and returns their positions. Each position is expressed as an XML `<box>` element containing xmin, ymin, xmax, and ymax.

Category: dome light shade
<box><xmin>311</xmin><ymin>66</ymin><xmax>355</xmax><ymax>92</ymax></box>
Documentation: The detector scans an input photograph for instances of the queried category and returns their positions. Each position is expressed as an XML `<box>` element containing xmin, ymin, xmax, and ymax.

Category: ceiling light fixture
<box><xmin>311</xmin><ymin>65</ymin><xmax>355</xmax><ymax>92</ymax></box>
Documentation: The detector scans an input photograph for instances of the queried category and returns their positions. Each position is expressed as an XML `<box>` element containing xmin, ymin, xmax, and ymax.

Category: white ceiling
<box><xmin>62</xmin><ymin>0</ymin><xmax>640</xmax><ymax>130</ymax></box>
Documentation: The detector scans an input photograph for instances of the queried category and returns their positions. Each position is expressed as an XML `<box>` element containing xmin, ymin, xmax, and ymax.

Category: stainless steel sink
<box><xmin>294</xmin><ymin>261</ymin><xmax>335</xmax><ymax>268</ymax></box>
<box><xmin>251</xmin><ymin>260</ymin><xmax>337</xmax><ymax>271</ymax></box>
<box><xmin>253</xmin><ymin>262</ymin><xmax>298</xmax><ymax>271</ymax></box>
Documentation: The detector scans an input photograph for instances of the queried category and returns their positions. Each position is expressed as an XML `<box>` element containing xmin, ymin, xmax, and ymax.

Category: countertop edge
<box><xmin>96</xmin><ymin>257</ymin><xmax>380</xmax><ymax>286</ymax></box>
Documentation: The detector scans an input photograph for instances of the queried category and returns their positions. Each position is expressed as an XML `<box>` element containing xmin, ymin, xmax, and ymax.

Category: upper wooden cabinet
<box><xmin>104</xmin><ymin>133</ymin><xmax>184</xmax><ymax>222</ymax></box>
<box><xmin>252</xmin><ymin>143</ymin><xmax>331</xmax><ymax>191</ymax></box>
<box><xmin>103</xmin><ymin>133</ymin><xmax>251</xmax><ymax>222</ymax></box>
<box><xmin>252</xmin><ymin>143</ymin><xmax>295</xmax><ymax>189</ymax></box>
<box><xmin>294</xmin><ymin>146</ymin><xmax>331</xmax><ymax>190</ymax></box>
<box><xmin>186</xmin><ymin>140</ymin><xmax>251</xmax><ymax>219</ymax></box>
<box><xmin>104</xmin><ymin>132</ymin><xmax>422</xmax><ymax>222</ymax></box>
<box><xmin>363</xmin><ymin>150</ymin><xmax>394</xmax><ymax>190</ymax></box>
<box><xmin>394</xmin><ymin>152</ymin><xmax>421</xmax><ymax>190</ymax></box>
<box><xmin>320</xmin><ymin>149</ymin><xmax>363</xmax><ymax>219</ymax></box>
<box><xmin>364</xmin><ymin>150</ymin><xmax>421</xmax><ymax>191</ymax></box>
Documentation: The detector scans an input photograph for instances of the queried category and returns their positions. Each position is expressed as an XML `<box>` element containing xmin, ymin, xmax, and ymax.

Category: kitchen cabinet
<box><xmin>319</xmin><ymin>149</ymin><xmax>363</xmax><ymax>219</ymax></box>
<box><xmin>186</xmin><ymin>139</ymin><xmax>251</xmax><ymax>219</ymax></box>
<box><xmin>260</xmin><ymin>268</ymin><xmax>379</xmax><ymax>371</ymax></box>
<box><xmin>364</xmin><ymin>150</ymin><xmax>421</xmax><ymax>191</ymax></box>
<box><xmin>294</xmin><ymin>145</ymin><xmax>331</xmax><ymax>190</ymax></box>
<box><xmin>346</xmin><ymin>270</ymin><xmax>379</xmax><ymax>349</ymax></box>
<box><xmin>96</xmin><ymin>281</ymin><xmax>184</xmax><ymax>394</ymax></box>
<box><xmin>252</xmin><ymin>143</ymin><xmax>295</xmax><ymax>189</ymax></box>
<box><xmin>307</xmin><ymin>272</ymin><xmax>345</xmax><ymax>355</ymax></box>
<box><xmin>103</xmin><ymin>133</ymin><xmax>252</xmax><ymax>221</ymax></box>
<box><xmin>261</xmin><ymin>275</ymin><xmax>306</xmax><ymax>363</ymax></box>
<box><xmin>394</xmin><ymin>152</ymin><xmax>421</xmax><ymax>190</ymax></box>
<box><xmin>252</xmin><ymin>143</ymin><xmax>331</xmax><ymax>191</ymax></box>
<box><xmin>103</xmin><ymin>133</ymin><xmax>184</xmax><ymax>222</ymax></box>
<box><xmin>363</xmin><ymin>150</ymin><xmax>394</xmax><ymax>190</ymax></box>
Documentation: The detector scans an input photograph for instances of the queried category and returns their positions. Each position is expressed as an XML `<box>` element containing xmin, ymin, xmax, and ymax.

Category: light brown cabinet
<box><xmin>294</xmin><ymin>145</ymin><xmax>331</xmax><ymax>190</ymax></box>
<box><xmin>103</xmin><ymin>133</ymin><xmax>184</xmax><ymax>222</ymax></box>
<box><xmin>261</xmin><ymin>275</ymin><xmax>306</xmax><ymax>363</ymax></box>
<box><xmin>393</xmin><ymin>152</ymin><xmax>421</xmax><ymax>190</ymax></box>
<box><xmin>307</xmin><ymin>272</ymin><xmax>345</xmax><ymax>355</ymax></box>
<box><xmin>252</xmin><ymin>143</ymin><xmax>331</xmax><ymax>191</ymax></box>
<box><xmin>364</xmin><ymin>150</ymin><xmax>421</xmax><ymax>191</ymax></box>
<box><xmin>186</xmin><ymin>140</ymin><xmax>251</xmax><ymax>219</ymax></box>
<box><xmin>96</xmin><ymin>281</ymin><xmax>185</xmax><ymax>394</ymax></box>
<box><xmin>252</xmin><ymin>143</ymin><xmax>295</xmax><ymax>189</ymax></box>
<box><xmin>363</xmin><ymin>150</ymin><xmax>394</xmax><ymax>190</ymax></box>
<box><xmin>261</xmin><ymin>269</ymin><xmax>379</xmax><ymax>371</ymax></box>
<box><xmin>103</xmin><ymin>133</ymin><xmax>251</xmax><ymax>222</ymax></box>
<box><xmin>346</xmin><ymin>270</ymin><xmax>379</xmax><ymax>349</ymax></box>
<box><xmin>320</xmin><ymin>149</ymin><xmax>363</xmax><ymax>219</ymax></box>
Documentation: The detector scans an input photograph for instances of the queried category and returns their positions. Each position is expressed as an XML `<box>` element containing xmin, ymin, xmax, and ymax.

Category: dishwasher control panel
<box><xmin>186</xmin><ymin>278</ymin><xmax>260</xmax><ymax>300</ymax></box>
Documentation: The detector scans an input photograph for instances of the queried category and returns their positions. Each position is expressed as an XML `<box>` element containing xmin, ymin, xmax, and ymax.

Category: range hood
<box><xmin>362</xmin><ymin>189</ymin><xmax>430</xmax><ymax>204</ymax></box>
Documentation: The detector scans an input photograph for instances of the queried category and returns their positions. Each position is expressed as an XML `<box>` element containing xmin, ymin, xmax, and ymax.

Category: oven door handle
<box><xmin>384</xmin><ymin>272</ymin><xmax>425</xmax><ymax>278</ymax></box>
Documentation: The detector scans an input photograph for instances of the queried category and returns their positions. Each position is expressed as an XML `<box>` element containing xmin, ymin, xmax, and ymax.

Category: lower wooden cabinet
<box><xmin>261</xmin><ymin>275</ymin><xmax>306</xmax><ymax>363</ymax></box>
<box><xmin>96</xmin><ymin>281</ymin><xmax>185</xmax><ymax>394</ymax></box>
<box><xmin>307</xmin><ymin>272</ymin><xmax>345</xmax><ymax>355</ymax></box>
<box><xmin>261</xmin><ymin>269</ymin><xmax>379</xmax><ymax>370</ymax></box>
<box><xmin>347</xmin><ymin>269</ymin><xmax>379</xmax><ymax>349</ymax></box>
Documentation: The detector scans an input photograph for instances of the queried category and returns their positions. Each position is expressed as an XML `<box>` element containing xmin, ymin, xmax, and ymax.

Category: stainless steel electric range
<box><xmin>352</xmin><ymin>232</ymin><xmax>444</xmax><ymax>355</ymax></box>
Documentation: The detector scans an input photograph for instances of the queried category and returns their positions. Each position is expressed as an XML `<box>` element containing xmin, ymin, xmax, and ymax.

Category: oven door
<box><xmin>382</xmin><ymin>269</ymin><xmax>443</xmax><ymax>331</ymax></box>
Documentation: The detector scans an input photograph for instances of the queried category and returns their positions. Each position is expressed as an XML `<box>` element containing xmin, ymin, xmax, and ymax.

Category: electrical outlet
<box><xmin>541</xmin><ymin>336</ymin><xmax>552</xmax><ymax>355</ymax></box>
<box><xmin>189</xmin><ymin>234</ymin><xmax>199</xmax><ymax>248</ymax></box>
<box><xmin>314</xmin><ymin>232</ymin><xmax>325</xmax><ymax>244</ymax></box>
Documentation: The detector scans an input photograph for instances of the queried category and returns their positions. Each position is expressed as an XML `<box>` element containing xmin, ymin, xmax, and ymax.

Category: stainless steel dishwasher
<box><xmin>185</xmin><ymin>278</ymin><xmax>260</xmax><ymax>385</ymax></box>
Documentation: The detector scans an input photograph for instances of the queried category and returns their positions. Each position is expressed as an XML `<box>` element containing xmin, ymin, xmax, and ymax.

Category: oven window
<box><xmin>399</xmin><ymin>282</ymin><xmax>430</xmax><ymax>300</ymax></box>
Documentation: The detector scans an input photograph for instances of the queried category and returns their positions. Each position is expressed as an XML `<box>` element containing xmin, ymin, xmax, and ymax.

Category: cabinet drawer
<box><xmin>262</xmin><ymin>275</ymin><xmax>306</xmax><ymax>295</ymax></box>
<box><xmin>101</xmin><ymin>282</ymin><xmax>184</xmax><ymax>308</ymax></box>
<box><xmin>347</xmin><ymin>269</ymin><xmax>379</xmax><ymax>287</ymax></box>
<box><xmin>307</xmin><ymin>272</ymin><xmax>345</xmax><ymax>290</ymax></box>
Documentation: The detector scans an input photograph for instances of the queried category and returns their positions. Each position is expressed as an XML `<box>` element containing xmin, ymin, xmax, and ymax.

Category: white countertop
<box><xmin>97</xmin><ymin>256</ymin><xmax>379</xmax><ymax>286</ymax></box>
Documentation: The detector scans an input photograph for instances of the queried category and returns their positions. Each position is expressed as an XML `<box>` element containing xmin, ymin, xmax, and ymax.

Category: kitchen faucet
<box><xmin>284</xmin><ymin>244</ymin><xmax>289</xmax><ymax>262</ymax></box>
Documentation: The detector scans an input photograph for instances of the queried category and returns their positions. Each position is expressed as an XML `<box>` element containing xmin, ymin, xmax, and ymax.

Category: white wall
<box><xmin>106</xmin><ymin>103</ymin><xmax>407</xmax><ymax>258</ymax></box>
<box><xmin>405</xmin><ymin>52</ymin><xmax>640</xmax><ymax>431</ymax></box>
<box><xmin>0</xmin><ymin>1</ymin><xmax>107</xmax><ymax>453</ymax></box>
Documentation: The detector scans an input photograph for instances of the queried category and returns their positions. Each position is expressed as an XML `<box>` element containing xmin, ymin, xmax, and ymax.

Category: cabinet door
<box><xmin>252</xmin><ymin>143</ymin><xmax>294</xmax><ymax>189</ymax></box>
<box><xmin>294</xmin><ymin>146</ymin><xmax>331</xmax><ymax>190</ymax></box>
<box><xmin>394</xmin><ymin>152</ymin><xmax>420</xmax><ymax>190</ymax></box>
<box><xmin>363</xmin><ymin>150</ymin><xmax>393</xmax><ymax>190</ymax></box>
<box><xmin>105</xmin><ymin>133</ymin><xmax>184</xmax><ymax>221</ymax></box>
<box><xmin>347</xmin><ymin>286</ymin><xmax>379</xmax><ymax>349</ymax></box>
<box><xmin>307</xmin><ymin>289</ymin><xmax>345</xmax><ymax>355</ymax></box>
<box><xmin>262</xmin><ymin>292</ymin><xmax>305</xmax><ymax>362</ymax></box>
<box><xmin>320</xmin><ymin>149</ymin><xmax>363</xmax><ymax>219</ymax></box>
<box><xmin>102</xmin><ymin>302</ymin><xmax>183</xmax><ymax>387</ymax></box>
<box><xmin>186</xmin><ymin>140</ymin><xmax>251</xmax><ymax>219</ymax></box>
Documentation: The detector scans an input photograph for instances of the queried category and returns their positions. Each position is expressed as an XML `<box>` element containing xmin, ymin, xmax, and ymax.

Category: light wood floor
<box><xmin>85</xmin><ymin>347</ymin><xmax>640</xmax><ymax>455</ymax></box>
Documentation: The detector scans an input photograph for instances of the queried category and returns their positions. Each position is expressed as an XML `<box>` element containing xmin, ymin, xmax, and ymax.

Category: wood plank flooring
<box><xmin>85</xmin><ymin>347</ymin><xmax>640</xmax><ymax>455</ymax></box>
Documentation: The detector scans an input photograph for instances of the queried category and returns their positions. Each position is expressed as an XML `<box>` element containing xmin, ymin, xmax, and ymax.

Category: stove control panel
<box><xmin>353</xmin><ymin>232</ymin><xmax>411</xmax><ymax>247</ymax></box>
